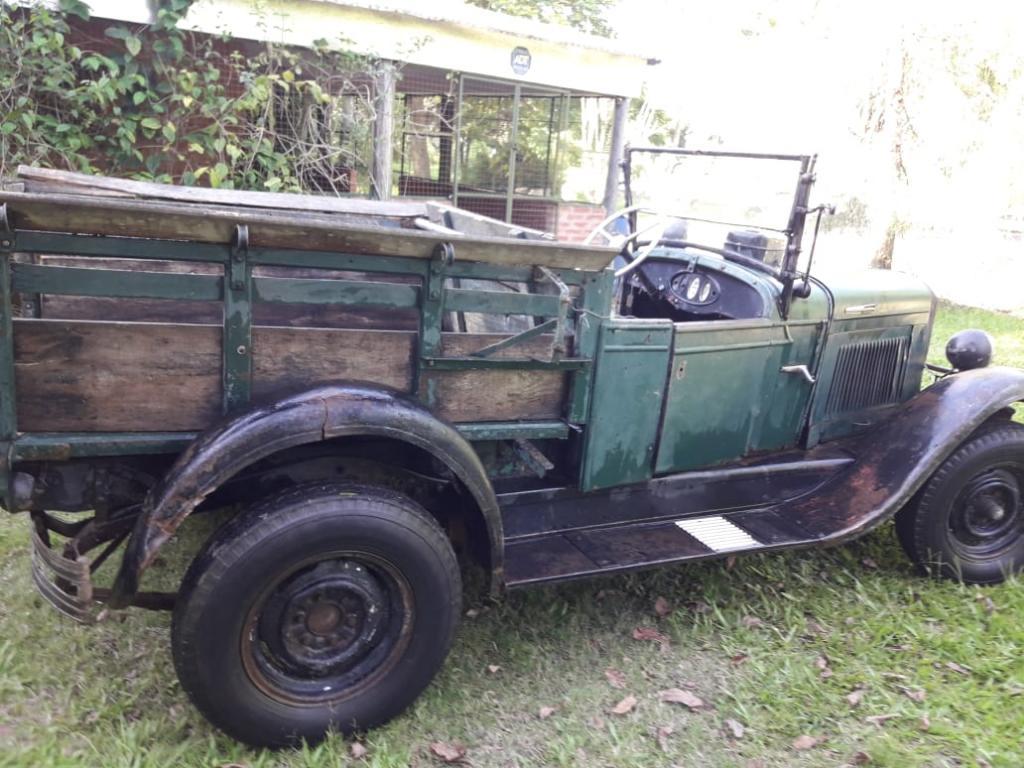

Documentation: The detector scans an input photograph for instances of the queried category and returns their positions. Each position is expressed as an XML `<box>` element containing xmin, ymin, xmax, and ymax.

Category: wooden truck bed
<box><xmin>0</xmin><ymin>169</ymin><xmax>615</xmax><ymax>452</ymax></box>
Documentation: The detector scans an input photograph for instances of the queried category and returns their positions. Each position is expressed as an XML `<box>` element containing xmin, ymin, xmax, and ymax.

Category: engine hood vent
<box><xmin>825</xmin><ymin>336</ymin><xmax>909</xmax><ymax>415</ymax></box>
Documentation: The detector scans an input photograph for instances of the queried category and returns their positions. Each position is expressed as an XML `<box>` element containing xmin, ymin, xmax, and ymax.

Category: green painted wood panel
<box><xmin>580</xmin><ymin>320</ymin><xmax>673</xmax><ymax>491</ymax></box>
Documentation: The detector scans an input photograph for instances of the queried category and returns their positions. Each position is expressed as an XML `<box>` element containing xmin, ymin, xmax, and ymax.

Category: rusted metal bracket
<box><xmin>536</xmin><ymin>266</ymin><xmax>571</xmax><ymax>361</ymax></box>
<box><xmin>513</xmin><ymin>438</ymin><xmax>554</xmax><ymax>478</ymax></box>
<box><xmin>0</xmin><ymin>203</ymin><xmax>13</xmax><ymax>251</ymax></box>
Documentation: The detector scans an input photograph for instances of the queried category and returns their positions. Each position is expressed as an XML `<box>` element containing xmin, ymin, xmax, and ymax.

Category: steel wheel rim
<box><xmin>240</xmin><ymin>551</ymin><xmax>414</xmax><ymax>706</ymax></box>
<box><xmin>948</xmin><ymin>464</ymin><xmax>1024</xmax><ymax>557</ymax></box>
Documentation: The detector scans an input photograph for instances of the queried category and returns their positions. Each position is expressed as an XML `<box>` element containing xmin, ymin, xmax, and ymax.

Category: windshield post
<box><xmin>779</xmin><ymin>154</ymin><xmax>817</xmax><ymax>318</ymax></box>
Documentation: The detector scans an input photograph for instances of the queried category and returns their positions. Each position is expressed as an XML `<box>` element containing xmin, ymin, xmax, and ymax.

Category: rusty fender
<box><xmin>109</xmin><ymin>384</ymin><xmax>501</xmax><ymax>608</ymax></box>
<box><xmin>784</xmin><ymin>366</ymin><xmax>1024</xmax><ymax>543</ymax></box>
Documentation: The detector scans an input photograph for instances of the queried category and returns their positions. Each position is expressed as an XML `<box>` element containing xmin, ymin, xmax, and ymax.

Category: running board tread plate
<box><xmin>504</xmin><ymin>509</ymin><xmax>812</xmax><ymax>587</ymax></box>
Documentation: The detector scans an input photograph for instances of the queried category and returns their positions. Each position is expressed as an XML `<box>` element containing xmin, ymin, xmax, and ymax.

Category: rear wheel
<box><xmin>895</xmin><ymin>422</ymin><xmax>1024</xmax><ymax>584</ymax></box>
<box><xmin>172</xmin><ymin>483</ymin><xmax>461</xmax><ymax>747</ymax></box>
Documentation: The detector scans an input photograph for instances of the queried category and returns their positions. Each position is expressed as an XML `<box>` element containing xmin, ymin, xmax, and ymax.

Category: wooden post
<box><xmin>371</xmin><ymin>61</ymin><xmax>396</xmax><ymax>201</ymax></box>
<box><xmin>602</xmin><ymin>97</ymin><xmax>630</xmax><ymax>215</ymax></box>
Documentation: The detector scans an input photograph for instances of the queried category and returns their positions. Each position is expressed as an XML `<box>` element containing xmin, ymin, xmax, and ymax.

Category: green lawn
<box><xmin>1</xmin><ymin>302</ymin><xmax>1022</xmax><ymax>768</ymax></box>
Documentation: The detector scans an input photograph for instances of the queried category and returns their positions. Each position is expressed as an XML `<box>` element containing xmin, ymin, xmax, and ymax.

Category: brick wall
<box><xmin>555</xmin><ymin>202</ymin><xmax>607</xmax><ymax>243</ymax></box>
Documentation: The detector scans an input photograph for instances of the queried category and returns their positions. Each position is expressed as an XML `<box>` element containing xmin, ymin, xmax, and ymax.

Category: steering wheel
<box><xmin>584</xmin><ymin>206</ymin><xmax>676</xmax><ymax>278</ymax></box>
<box><xmin>586</xmin><ymin>206</ymin><xmax>781</xmax><ymax>279</ymax></box>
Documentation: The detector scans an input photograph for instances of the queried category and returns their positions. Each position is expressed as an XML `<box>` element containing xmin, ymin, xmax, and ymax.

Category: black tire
<box><xmin>171</xmin><ymin>483</ymin><xmax>461</xmax><ymax>748</ymax></box>
<box><xmin>895</xmin><ymin>422</ymin><xmax>1024</xmax><ymax>584</ymax></box>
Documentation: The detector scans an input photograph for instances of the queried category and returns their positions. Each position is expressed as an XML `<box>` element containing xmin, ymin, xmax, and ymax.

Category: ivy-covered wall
<box><xmin>0</xmin><ymin>0</ymin><xmax>377</xmax><ymax>193</ymax></box>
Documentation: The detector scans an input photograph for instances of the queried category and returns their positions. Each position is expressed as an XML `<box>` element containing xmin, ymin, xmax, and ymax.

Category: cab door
<box><xmin>655</xmin><ymin>317</ymin><xmax>824</xmax><ymax>474</ymax></box>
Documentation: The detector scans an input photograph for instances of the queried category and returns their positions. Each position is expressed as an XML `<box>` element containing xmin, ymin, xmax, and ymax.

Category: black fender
<box><xmin>110</xmin><ymin>384</ymin><xmax>501</xmax><ymax>607</ymax></box>
<box><xmin>786</xmin><ymin>366</ymin><xmax>1024</xmax><ymax>541</ymax></box>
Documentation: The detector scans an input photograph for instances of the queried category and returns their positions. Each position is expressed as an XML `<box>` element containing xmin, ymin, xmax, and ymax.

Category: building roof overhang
<box><xmin>57</xmin><ymin>0</ymin><xmax>655</xmax><ymax>97</ymax></box>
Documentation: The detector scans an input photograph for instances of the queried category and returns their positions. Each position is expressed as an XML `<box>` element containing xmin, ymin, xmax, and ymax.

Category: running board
<box><xmin>504</xmin><ymin>507</ymin><xmax>817</xmax><ymax>587</ymax></box>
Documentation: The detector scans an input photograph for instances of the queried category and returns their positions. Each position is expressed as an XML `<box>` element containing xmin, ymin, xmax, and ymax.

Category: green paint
<box><xmin>415</xmin><ymin>247</ymin><xmax>449</xmax><ymax>402</ymax></box>
<box><xmin>249</xmin><ymin>247</ymin><xmax>427</xmax><ymax>277</ymax></box>
<box><xmin>222</xmin><ymin>230</ymin><xmax>253</xmax><ymax>414</ymax></box>
<box><xmin>443</xmin><ymin>287</ymin><xmax>562</xmax><ymax>317</ymax></box>
<box><xmin>568</xmin><ymin>268</ymin><xmax>613</xmax><ymax>423</ymax></box>
<box><xmin>422</xmin><ymin>357</ymin><xmax>588</xmax><ymax>371</ymax></box>
<box><xmin>13</xmin><ymin>263</ymin><xmax>223</xmax><ymax>301</ymax></box>
<box><xmin>14</xmin><ymin>432</ymin><xmax>195</xmax><ymax>460</ymax></box>
<box><xmin>580</xmin><ymin>320</ymin><xmax>673</xmax><ymax>491</ymax></box>
<box><xmin>0</xmin><ymin>254</ymin><xmax>16</xmax><ymax>505</ymax></box>
<box><xmin>456</xmin><ymin>421</ymin><xmax>569</xmax><ymax>441</ymax></box>
<box><xmin>15</xmin><ymin>231</ymin><xmax>230</xmax><ymax>263</ymax></box>
<box><xmin>254</xmin><ymin>276</ymin><xmax>419</xmax><ymax>308</ymax></box>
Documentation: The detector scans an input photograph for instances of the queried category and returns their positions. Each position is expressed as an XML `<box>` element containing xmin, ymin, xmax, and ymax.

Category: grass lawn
<box><xmin>1</xmin><ymin>301</ymin><xmax>1022</xmax><ymax>768</ymax></box>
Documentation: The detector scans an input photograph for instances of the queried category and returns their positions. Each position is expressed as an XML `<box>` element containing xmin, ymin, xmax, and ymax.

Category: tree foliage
<box><xmin>0</xmin><ymin>0</ymin><xmax>379</xmax><ymax>192</ymax></box>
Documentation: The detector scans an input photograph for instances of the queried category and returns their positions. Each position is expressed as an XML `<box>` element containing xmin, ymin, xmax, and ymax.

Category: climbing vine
<box><xmin>0</xmin><ymin>0</ymin><xmax>380</xmax><ymax>192</ymax></box>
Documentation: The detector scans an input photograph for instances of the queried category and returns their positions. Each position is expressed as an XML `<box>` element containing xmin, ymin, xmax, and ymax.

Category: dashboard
<box><xmin>621</xmin><ymin>254</ymin><xmax>769</xmax><ymax>322</ymax></box>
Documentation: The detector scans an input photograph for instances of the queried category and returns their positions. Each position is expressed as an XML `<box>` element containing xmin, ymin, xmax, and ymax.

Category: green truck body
<box><xmin>2</xmin><ymin>157</ymin><xmax>1022</xmax><ymax>748</ymax></box>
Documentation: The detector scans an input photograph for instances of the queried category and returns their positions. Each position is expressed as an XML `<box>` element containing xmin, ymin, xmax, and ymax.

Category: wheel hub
<box><xmin>259</xmin><ymin>559</ymin><xmax>389</xmax><ymax>678</ymax></box>
<box><xmin>951</xmin><ymin>468</ymin><xmax>1022</xmax><ymax>550</ymax></box>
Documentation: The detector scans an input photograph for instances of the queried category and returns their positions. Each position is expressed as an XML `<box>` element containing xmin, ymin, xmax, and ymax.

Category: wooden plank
<box><xmin>253</xmin><ymin>327</ymin><xmax>415</xmax><ymax>399</ymax></box>
<box><xmin>430</xmin><ymin>332</ymin><xmax>569</xmax><ymax>422</ymax></box>
<box><xmin>0</xmin><ymin>191</ymin><xmax>615</xmax><ymax>271</ymax></box>
<box><xmin>427</xmin><ymin>369</ymin><xmax>568</xmax><ymax>423</ymax></box>
<box><xmin>14</xmin><ymin>319</ymin><xmax>222</xmax><ymax>432</ymax></box>
<box><xmin>13</xmin><ymin>321</ymin><xmax>568</xmax><ymax>433</ymax></box>
<box><xmin>16</xmin><ymin>165</ymin><xmax>428</xmax><ymax>218</ymax></box>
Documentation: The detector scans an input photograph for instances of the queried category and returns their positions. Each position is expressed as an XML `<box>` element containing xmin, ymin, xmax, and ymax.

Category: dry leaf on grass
<box><xmin>486</xmin><ymin>664</ymin><xmax>501</xmax><ymax>675</ymax></box>
<box><xmin>945</xmin><ymin>661</ymin><xmax>971</xmax><ymax>676</ymax></box>
<box><xmin>861</xmin><ymin>557</ymin><xmax>879</xmax><ymax>569</ymax></box>
<box><xmin>656</xmin><ymin>725</ymin><xmax>673</xmax><ymax>752</ymax></box>
<box><xmin>632</xmin><ymin>626</ymin><xmax>670</xmax><ymax>648</ymax></box>
<box><xmin>605</xmin><ymin>668</ymin><xmax>626</xmax><ymax>689</ymax></box>
<box><xmin>659</xmin><ymin>688</ymin><xmax>705</xmax><ymax>709</ymax></box>
<box><xmin>847</xmin><ymin>688</ymin><xmax>866</xmax><ymax>707</ymax></box>
<box><xmin>725</xmin><ymin>554</ymin><xmax>737</xmax><ymax>570</ymax></box>
<box><xmin>865</xmin><ymin>714</ymin><xmax>898</xmax><ymax>726</ymax></box>
<box><xmin>792</xmin><ymin>734</ymin><xmax>819</xmax><ymax>750</ymax></box>
<box><xmin>741</xmin><ymin>615</ymin><xmax>764</xmax><ymax>629</ymax></box>
<box><xmin>610</xmin><ymin>695</ymin><xmax>638</xmax><ymax>715</ymax></box>
<box><xmin>654</xmin><ymin>596</ymin><xmax>673</xmax><ymax>618</ymax></box>
<box><xmin>724</xmin><ymin>718</ymin><xmax>745</xmax><ymax>739</ymax></box>
<box><xmin>730</xmin><ymin>652</ymin><xmax>749</xmax><ymax>665</ymax></box>
<box><xmin>919</xmin><ymin>715</ymin><xmax>931</xmax><ymax>731</ymax></box>
<box><xmin>349</xmin><ymin>742</ymin><xmax>369</xmax><ymax>759</ymax></box>
<box><xmin>538</xmin><ymin>706</ymin><xmax>555</xmax><ymax>720</ymax></box>
<box><xmin>853</xmin><ymin>751</ymin><xmax>872</xmax><ymax>764</ymax></box>
<box><xmin>898</xmin><ymin>686</ymin><xmax>926</xmax><ymax>702</ymax></box>
<box><xmin>429</xmin><ymin>741</ymin><xmax>467</xmax><ymax>763</ymax></box>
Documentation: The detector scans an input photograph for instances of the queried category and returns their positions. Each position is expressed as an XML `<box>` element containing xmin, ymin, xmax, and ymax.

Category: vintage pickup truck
<box><xmin>1</xmin><ymin>150</ymin><xmax>1022</xmax><ymax>747</ymax></box>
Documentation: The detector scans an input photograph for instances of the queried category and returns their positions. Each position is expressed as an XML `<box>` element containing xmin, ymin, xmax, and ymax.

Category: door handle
<box><xmin>780</xmin><ymin>364</ymin><xmax>816</xmax><ymax>384</ymax></box>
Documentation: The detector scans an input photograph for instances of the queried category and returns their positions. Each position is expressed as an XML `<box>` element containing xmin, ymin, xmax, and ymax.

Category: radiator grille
<box><xmin>825</xmin><ymin>336</ymin><xmax>908</xmax><ymax>415</ymax></box>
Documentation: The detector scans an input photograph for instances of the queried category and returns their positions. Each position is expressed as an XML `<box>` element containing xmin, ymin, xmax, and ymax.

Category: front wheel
<box><xmin>895</xmin><ymin>422</ymin><xmax>1024</xmax><ymax>584</ymax></box>
<box><xmin>171</xmin><ymin>483</ymin><xmax>461</xmax><ymax>747</ymax></box>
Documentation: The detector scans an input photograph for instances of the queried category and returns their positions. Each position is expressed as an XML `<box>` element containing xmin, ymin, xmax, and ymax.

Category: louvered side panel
<box><xmin>825</xmin><ymin>336</ymin><xmax>908</xmax><ymax>415</ymax></box>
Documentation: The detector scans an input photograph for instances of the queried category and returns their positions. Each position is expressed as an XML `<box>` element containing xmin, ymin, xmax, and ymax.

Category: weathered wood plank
<box><xmin>17</xmin><ymin>165</ymin><xmax>428</xmax><ymax>218</ymax></box>
<box><xmin>13</xmin><ymin>321</ymin><xmax>567</xmax><ymax>432</ymax></box>
<box><xmin>14</xmin><ymin>319</ymin><xmax>222</xmax><ymax>432</ymax></box>
<box><xmin>429</xmin><ymin>332</ymin><xmax>570</xmax><ymax>421</ymax></box>
<box><xmin>0</xmin><ymin>191</ymin><xmax>614</xmax><ymax>271</ymax></box>
<box><xmin>427</xmin><ymin>369</ymin><xmax>568</xmax><ymax>423</ymax></box>
<box><xmin>253</xmin><ymin>327</ymin><xmax>415</xmax><ymax>399</ymax></box>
